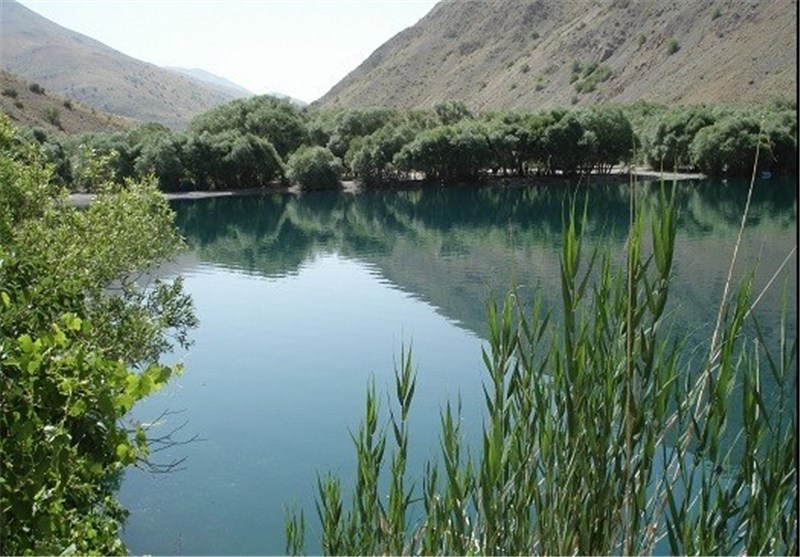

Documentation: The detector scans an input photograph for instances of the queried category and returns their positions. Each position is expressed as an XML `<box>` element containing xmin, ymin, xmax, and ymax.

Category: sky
<box><xmin>16</xmin><ymin>0</ymin><xmax>440</xmax><ymax>103</ymax></box>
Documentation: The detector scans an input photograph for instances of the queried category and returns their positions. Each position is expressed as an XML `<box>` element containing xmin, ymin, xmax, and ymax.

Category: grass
<box><xmin>286</xmin><ymin>164</ymin><xmax>797</xmax><ymax>554</ymax></box>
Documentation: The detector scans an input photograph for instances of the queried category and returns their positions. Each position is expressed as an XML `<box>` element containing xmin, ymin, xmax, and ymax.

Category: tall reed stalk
<box><xmin>286</xmin><ymin>173</ymin><xmax>797</xmax><ymax>555</ymax></box>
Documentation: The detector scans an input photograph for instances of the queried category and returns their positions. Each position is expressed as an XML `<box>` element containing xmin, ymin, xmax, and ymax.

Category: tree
<box><xmin>349</xmin><ymin>124</ymin><xmax>416</xmax><ymax>186</ymax></box>
<box><xmin>643</xmin><ymin>106</ymin><xmax>715</xmax><ymax>171</ymax></box>
<box><xmin>324</xmin><ymin>107</ymin><xmax>399</xmax><ymax>161</ymax></box>
<box><xmin>541</xmin><ymin>111</ymin><xmax>589</xmax><ymax>175</ymax></box>
<box><xmin>690</xmin><ymin>114</ymin><xmax>772</xmax><ymax>175</ymax></box>
<box><xmin>578</xmin><ymin>105</ymin><xmax>635</xmax><ymax>173</ymax></box>
<box><xmin>190</xmin><ymin>95</ymin><xmax>307</xmax><ymax>159</ymax></box>
<box><xmin>433</xmin><ymin>100</ymin><xmax>473</xmax><ymax>125</ymax></box>
<box><xmin>286</xmin><ymin>146</ymin><xmax>344</xmax><ymax>189</ymax></box>
<box><xmin>134</xmin><ymin>133</ymin><xmax>189</xmax><ymax>191</ymax></box>
<box><xmin>0</xmin><ymin>114</ymin><xmax>196</xmax><ymax>554</ymax></box>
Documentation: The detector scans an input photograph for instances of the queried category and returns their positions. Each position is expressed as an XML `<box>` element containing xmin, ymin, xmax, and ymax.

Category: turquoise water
<box><xmin>119</xmin><ymin>177</ymin><xmax>796</xmax><ymax>555</ymax></box>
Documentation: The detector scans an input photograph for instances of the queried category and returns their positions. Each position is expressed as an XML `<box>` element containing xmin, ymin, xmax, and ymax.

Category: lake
<box><xmin>119</xmin><ymin>176</ymin><xmax>796</xmax><ymax>555</ymax></box>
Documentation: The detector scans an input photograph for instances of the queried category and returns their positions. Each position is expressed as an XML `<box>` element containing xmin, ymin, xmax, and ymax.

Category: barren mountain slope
<box><xmin>0</xmin><ymin>0</ymin><xmax>246</xmax><ymax>129</ymax></box>
<box><xmin>317</xmin><ymin>0</ymin><xmax>797</xmax><ymax>110</ymax></box>
<box><xmin>1</xmin><ymin>70</ymin><xmax>135</xmax><ymax>133</ymax></box>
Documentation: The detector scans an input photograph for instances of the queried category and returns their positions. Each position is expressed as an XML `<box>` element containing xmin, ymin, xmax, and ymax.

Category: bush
<box><xmin>573</xmin><ymin>63</ymin><xmax>612</xmax><ymax>94</ymax></box>
<box><xmin>286</xmin><ymin>146</ymin><xmax>343</xmax><ymax>189</ymax></box>
<box><xmin>42</xmin><ymin>106</ymin><xmax>61</xmax><ymax>128</ymax></box>
<box><xmin>2</xmin><ymin>86</ymin><xmax>18</xmax><ymax>98</ymax></box>
<box><xmin>0</xmin><ymin>114</ymin><xmax>196</xmax><ymax>554</ymax></box>
<box><xmin>667</xmin><ymin>38</ymin><xmax>680</xmax><ymax>55</ymax></box>
<box><xmin>29</xmin><ymin>82</ymin><xmax>45</xmax><ymax>94</ymax></box>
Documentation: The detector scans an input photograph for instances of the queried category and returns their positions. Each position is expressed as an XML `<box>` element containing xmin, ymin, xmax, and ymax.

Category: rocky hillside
<box><xmin>1</xmin><ymin>70</ymin><xmax>135</xmax><ymax>133</ymax></box>
<box><xmin>0</xmin><ymin>0</ymin><xmax>249</xmax><ymax>129</ymax></box>
<box><xmin>317</xmin><ymin>0</ymin><xmax>797</xmax><ymax>110</ymax></box>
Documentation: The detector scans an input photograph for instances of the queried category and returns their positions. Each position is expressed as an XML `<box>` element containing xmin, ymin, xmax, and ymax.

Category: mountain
<box><xmin>317</xmin><ymin>0</ymin><xmax>797</xmax><ymax>110</ymax></box>
<box><xmin>1</xmin><ymin>70</ymin><xmax>135</xmax><ymax>133</ymax></box>
<box><xmin>165</xmin><ymin>67</ymin><xmax>253</xmax><ymax>99</ymax></box>
<box><xmin>0</xmin><ymin>0</ymin><xmax>242</xmax><ymax>129</ymax></box>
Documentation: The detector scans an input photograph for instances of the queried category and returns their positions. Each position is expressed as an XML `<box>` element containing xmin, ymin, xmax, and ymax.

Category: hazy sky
<box><xmin>16</xmin><ymin>0</ymin><xmax>439</xmax><ymax>103</ymax></box>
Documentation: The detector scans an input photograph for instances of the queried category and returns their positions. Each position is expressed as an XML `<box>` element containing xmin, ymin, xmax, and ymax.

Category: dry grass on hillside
<box><xmin>1</xmin><ymin>70</ymin><xmax>135</xmax><ymax>134</ymax></box>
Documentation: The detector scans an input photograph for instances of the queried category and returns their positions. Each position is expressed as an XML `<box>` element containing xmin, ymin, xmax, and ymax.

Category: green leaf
<box><xmin>116</xmin><ymin>443</ymin><xmax>129</xmax><ymax>460</ymax></box>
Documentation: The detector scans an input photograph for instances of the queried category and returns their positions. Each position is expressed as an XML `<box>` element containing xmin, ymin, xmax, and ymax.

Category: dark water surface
<box><xmin>119</xmin><ymin>177</ymin><xmax>796</xmax><ymax>555</ymax></box>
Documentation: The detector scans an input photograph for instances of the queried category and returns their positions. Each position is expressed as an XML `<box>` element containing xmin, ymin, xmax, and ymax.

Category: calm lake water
<box><xmin>119</xmin><ymin>177</ymin><xmax>796</xmax><ymax>555</ymax></box>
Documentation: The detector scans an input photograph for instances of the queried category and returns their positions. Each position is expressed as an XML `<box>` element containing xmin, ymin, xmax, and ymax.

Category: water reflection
<box><xmin>120</xmin><ymin>177</ymin><xmax>795</xmax><ymax>555</ymax></box>
<box><xmin>173</xmin><ymin>177</ymin><xmax>796</xmax><ymax>340</ymax></box>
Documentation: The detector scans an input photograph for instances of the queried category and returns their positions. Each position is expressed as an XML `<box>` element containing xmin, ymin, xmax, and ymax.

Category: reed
<box><xmin>286</xmin><ymin>174</ymin><xmax>797</xmax><ymax>555</ymax></box>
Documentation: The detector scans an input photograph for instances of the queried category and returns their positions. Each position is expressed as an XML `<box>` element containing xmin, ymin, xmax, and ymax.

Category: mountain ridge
<box><xmin>164</xmin><ymin>67</ymin><xmax>254</xmax><ymax>99</ymax></box>
<box><xmin>0</xmin><ymin>0</ymin><xmax>243</xmax><ymax>129</ymax></box>
<box><xmin>317</xmin><ymin>0</ymin><xmax>797</xmax><ymax>110</ymax></box>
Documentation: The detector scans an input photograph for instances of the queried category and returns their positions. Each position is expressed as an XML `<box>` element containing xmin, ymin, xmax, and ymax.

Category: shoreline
<box><xmin>68</xmin><ymin>167</ymin><xmax>706</xmax><ymax>206</ymax></box>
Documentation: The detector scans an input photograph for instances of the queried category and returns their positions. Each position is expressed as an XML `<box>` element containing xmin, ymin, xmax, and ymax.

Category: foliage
<box><xmin>573</xmin><ymin>62</ymin><xmax>613</xmax><ymax>94</ymax></box>
<box><xmin>309</xmin><ymin>107</ymin><xmax>400</xmax><ymax>161</ymax></box>
<box><xmin>349</xmin><ymin>123</ymin><xmax>417</xmax><ymax>185</ymax></box>
<box><xmin>394</xmin><ymin>120</ymin><xmax>493</xmax><ymax>181</ymax></box>
<box><xmin>134</xmin><ymin>132</ymin><xmax>189</xmax><ymax>191</ymax></box>
<box><xmin>643</xmin><ymin>105</ymin><xmax>717</xmax><ymax>170</ymax></box>
<box><xmin>42</xmin><ymin>106</ymin><xmax>62</xmax><ymax>129</ymax></box>
<box><xmin>0</xmin><ymin>114</ymin><xmax>196</xmax><ymax>554</ymax></box>
<box><xmin>11</xmin><ymin>99</ymin><xmax>797</xmax><ymax>193</ymax></box>
<box><xmin>689</xmin><ymin>114</ymin><xmax>772</xmax><ymax>175</ymax></box>
<box><xmin>184</xmin><ymin>131</ymin><xmax>284</xmax><ymax>190</ymax></box>
<box><xmin>433</xmin><ymin>100</ymin><xmax>473</xmax><ymax>126</ymax></box>
<box><xmin>287</xmin><ymin>183</ymin><xmax>797</xmax><ymax>555</ymax></box>
<box><xmin>286</xmin><ymin>145</ymin><xmax>344</xmax><ymax>189</ymax></box>
<box><xmin>577</xmin><ymin>105</ymin><xmax>635</xmax><ymax>173</ymax></box>
<box><xmin>189</xmin><ymin>94</ymin><xmax>307</xmax><ymax>158</ymax></box>
<box><xmin>667</xmin><ymin>38</ymin><xmax>680</xmax><ymax>55</ymax></box>
<box><xmin>541</xmin><ymin>110</ymin><xmax>593</xmax><ymax>174</ymax></box>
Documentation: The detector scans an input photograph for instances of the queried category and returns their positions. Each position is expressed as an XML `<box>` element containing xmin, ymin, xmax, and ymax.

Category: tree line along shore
<box><xmin>17</xmin><ymin>95</ymin><xmax>798</xmax><ymax>192</ymax></box>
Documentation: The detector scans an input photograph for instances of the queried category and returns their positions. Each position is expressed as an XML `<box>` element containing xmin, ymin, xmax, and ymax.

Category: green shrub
<box><xmin>574</xmin><ymin>63</ymin><xmax>613</xmax><ymax>94</ymax></box>
<box><xmin>28</xmin><ymin>82</ymin><xmax>45</xmax><ymax>94</ymax></box>
<box><xmin>42</xmin><ymin>106</ymin><xmax>61</xmax><ymax>128</ymax></box>
<box><xmin>286</xmin><ymin>146</ymin><xmax>344</xmax><ymax>189</ymax></box>
<box><xmin>667</xmin><ymin>38</ymin><xmax>680</xmax><ymax>55</ymax></box>
<box><xmin>0</xmin><ymin>115</ymin><xmax>196</xmax><ymax>554</ymax></box>
<box><xmin>2</xmin><ymin>86</ymin><xmax>18</xmax><ymax>98</ymax></box>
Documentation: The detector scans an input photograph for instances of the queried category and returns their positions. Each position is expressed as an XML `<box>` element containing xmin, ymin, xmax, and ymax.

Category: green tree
<box><xmin>0</xmin><ymin>114</ymin><xmax>196</xmax><ymax>554</ymax></box>
<box><xmin>394</xmin><ymin>121</ymin><xmax>492</xmax><ymax>182</ymax></box>
<box><xmin>190</xmin><ymin>95</ymin><xmax>307</xmax><ymax>159</ymax></box>
<box><xmin>541</xmin><ymin>110</ymin><xmax>590</xmax><ymax>175</ymax></box>
<box><xmin>134</xmin><ymin>133</ymin><xmax>189</xmax><ymax>191</ymax></box>
<box><xmin>286</xmin><ymin>145</ymin><xmax>344</xmax><ymax>189</ymax></box>
<box><xmin>690</xmin><ymin>114</ymin><xmax>772</xmax><ymax>175</ymax></box>
<box><xmin>578</xmin><ymin>105</ymin><xmax>635</xmax><ymax>173</ymax></box>
<box><xmin>350</xmin><ymin>124</ymin><xmax>416</xmax><ymax>185</ymax></box>
<box><xmin>433</xmin><ymin>100</ymin><xmax>473</xmax><ymax>125</ymax></box>
<box><xmin>319</xmin><ymin>108</ymin><xmax>399</xmax><ymax>163</ymax></box>
<box><xmin>643</xmin><ymin>105</ymin><xmax>715</xmax><ymax>171</ymax></box>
